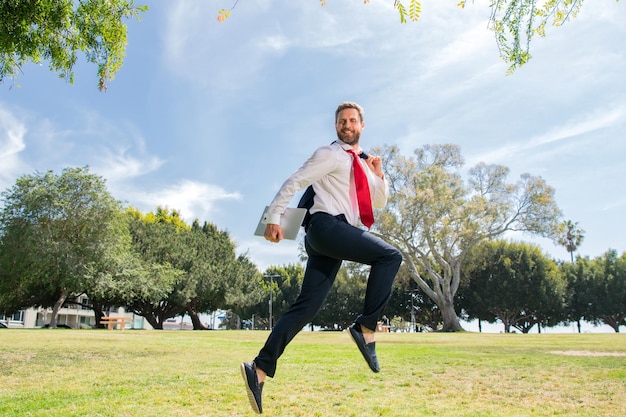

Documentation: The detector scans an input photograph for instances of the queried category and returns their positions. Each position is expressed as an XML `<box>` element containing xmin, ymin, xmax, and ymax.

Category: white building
<box><xmin>1</xmin><ymin>295</ymin><xmax>148</xmax><ymax>329</ymax></box>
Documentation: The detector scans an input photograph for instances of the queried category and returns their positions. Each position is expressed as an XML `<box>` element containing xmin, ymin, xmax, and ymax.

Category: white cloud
<box><xmin>92</xmin><ymin>145</ymin><xmax>163</xmax><ymax>184</ymax></box>
<box><xmin>238</xmin><ymin>236</ymin><xmax>303</xmax><ymax>272</ymax></box>
<box><xmin>466</xmin><ymin>105</ymin><xmax>625</xmax><ymax>166</ymax></box>
<box><xmin>130</xmin><ymin>179</ymin><xmax>242</xmax><ymax>222</ymax></box>
<box><xmin>0</xmin><ymin>104</ymin><xmax>28</xmax><ymax>189</ymax></box>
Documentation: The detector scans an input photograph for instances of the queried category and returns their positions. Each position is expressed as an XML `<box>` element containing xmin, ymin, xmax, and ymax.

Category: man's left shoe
<box><xmin>348</xmin><ymin>323</ymin><xmax>380</xmax><ymax>373</ymax></box>
<box><xmin>241</xmin><ymin>361</ymin><xmax>263</xmax><ymax>414</ymax></box>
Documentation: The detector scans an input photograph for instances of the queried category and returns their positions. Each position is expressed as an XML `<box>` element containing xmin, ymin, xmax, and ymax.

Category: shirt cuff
<box><xmin>266</xmin><ymin>211</ymin><xmax>283</xmax><ymax>225</ymax></box>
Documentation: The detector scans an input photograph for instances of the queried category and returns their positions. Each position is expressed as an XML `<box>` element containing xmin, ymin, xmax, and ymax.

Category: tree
<box><xmin>556</xmin><ymin>220</ymin><xmax>585</xmax><ymax>262</ymax></box>
<box><xmin>375</xmin><ymin>144</ymin><xmax>562</xmax><ymax>331</ymax></box>
<box><xmin>217</xmin><ymin>0</ymin><xmax>620</xmax><ymax>73</ymax></box>
<box><xmin>559</xmin><ymin>256</ymin><xmax>593</xmax><ymax>333</ymax></box>
<box><xmin>124</xmin><ymin>208</ymin><xmax>193</xmax><ymax>329</ymax></box>
<box><xmin>460</xmin><ymin>240</ymin><xmax>567</xmax><ymax>333</ymax></box>
<box><xmin>585</xmin><ymin>250</ymin><xmax>626</xmax><ymax>332</ymax></box>
<box><xmin>262</xmin><ymin>265</ymin><xmax>305</xmax><ymax>322</ymax></box>
<box><xmin>0</xmin><ymin>167</ymin><xmax>129</xmax><ymax>327</ymax></box>
<box><xmin>124</xmin><ymin>207</ymin><xmax>253</xmax><ymax>330</ymax></box>
<box><xmin>0</xmin><ymin>0</ymin><xmax>147</xmax><ymax>91</ymax></box>
<box><xmin>222</xmin><ymin>254</ymin><xmax>265</xmax><ymax>329</ymax></box>
<box><xmin>186</xmin><ymin>220</ymin><xmax>257</xmax><ymax>330</ymax></box>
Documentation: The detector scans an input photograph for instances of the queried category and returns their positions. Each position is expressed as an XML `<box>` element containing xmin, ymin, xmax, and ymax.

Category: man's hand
<box><xmin>365</xmin><ymin>155</ymin><xmax>384</xmax><ymax>179</ymax></box>
<box><xmin>264</xmin><ymin>223</ymin><xmax>283</xmax><ymax>243</ymax></box>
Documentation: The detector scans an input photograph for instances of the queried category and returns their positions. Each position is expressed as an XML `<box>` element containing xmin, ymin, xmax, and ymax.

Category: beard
<box><xmin>336</xmin><ymin>129</ymin><xmax>360</xmax><ymax>145</ymax></box>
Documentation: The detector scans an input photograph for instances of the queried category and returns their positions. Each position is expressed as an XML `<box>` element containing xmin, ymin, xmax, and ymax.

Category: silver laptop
<box><xmin>254</xmin><ymin>206</ymin><xmax>307</xmax><ymax>240</ymax></box>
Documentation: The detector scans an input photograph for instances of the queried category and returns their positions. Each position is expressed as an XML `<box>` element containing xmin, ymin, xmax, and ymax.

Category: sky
<box><xmin>2</xmin><ymin>0</ymin><xmax>625</xmax><ymax>277</ymax></box>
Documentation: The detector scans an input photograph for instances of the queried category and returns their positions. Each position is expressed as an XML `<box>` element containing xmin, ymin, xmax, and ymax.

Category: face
<box><xmin>335</xmin><ymin>108</ymin><xmax>364</xmax><ymax>145</ymax></box>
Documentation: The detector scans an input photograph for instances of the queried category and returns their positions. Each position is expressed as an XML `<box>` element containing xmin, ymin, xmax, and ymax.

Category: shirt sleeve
<box><xmin>266</xmin><ymin>146</ymin><xmax>338</xmax><ymax>225</ymax></box>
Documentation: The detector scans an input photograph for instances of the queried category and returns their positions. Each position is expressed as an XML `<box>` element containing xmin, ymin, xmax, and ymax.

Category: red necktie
<box><xmin>346</xmin><ymin>149</ymin><xmax>374</xmax><ymax>228</ymax></box>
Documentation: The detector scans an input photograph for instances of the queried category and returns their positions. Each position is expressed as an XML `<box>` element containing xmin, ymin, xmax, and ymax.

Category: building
<box><xmin>0</xmin><ymin>294</ymin><xmax>148</xmax><ymax>329</ymax></box>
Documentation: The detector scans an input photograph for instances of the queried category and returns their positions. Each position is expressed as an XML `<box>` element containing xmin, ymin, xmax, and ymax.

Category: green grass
<box><xmin>1</xmin><ymin>330</ymin><xmax>624</xmax><ymax>416</ymax></box>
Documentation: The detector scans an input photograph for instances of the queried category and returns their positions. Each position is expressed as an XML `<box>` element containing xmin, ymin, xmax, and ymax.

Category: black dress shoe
<box><xmin>241</xmin><ymin>361</ymin><xmax>263</xmax><ymax>414</ymax></box>
<box><xmin>348</xmin><ymin>323</ymin><xmax>380</xmax><ymax>373</ymax></box>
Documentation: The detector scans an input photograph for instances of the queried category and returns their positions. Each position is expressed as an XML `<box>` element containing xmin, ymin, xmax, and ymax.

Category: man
<box><xmin>241</xmin><ymin>102</ymin><xmax>402</xmax><ymax>414</ymax></box>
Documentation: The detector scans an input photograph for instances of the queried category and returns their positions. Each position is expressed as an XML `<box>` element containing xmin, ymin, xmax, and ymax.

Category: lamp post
<box><xmin>264</xmin><ymin>274</ymin><xmax>280</xmax><ymax>329</ymax></box>
<box><xmin>407</xmin><ymin>290</ymin><xmax>418</xmax><ymax>333</ymax></box>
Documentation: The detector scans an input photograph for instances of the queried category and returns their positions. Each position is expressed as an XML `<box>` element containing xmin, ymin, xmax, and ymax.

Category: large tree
<box><xmin>0</xmin><ymin>167</ymin><xmax>129</xmax><ymax>327</ymax></box>
<box><xmin>0</xmin><ymin>0</ymin><xmax>146</xmax><ymax>90</ymax></box>
<box><xmin>559</xmin><ymin>256</ymin><xmax>593</xmax><ymax>333</ymax></box>
<box><xmin>585</xmin><ymin>250</ymin><xmax>626</xmax><ymax>332</ymax></box>
<box><xmin>460</xmin><ymin>240</ymin><xmax>567</xmax><ymax>333</ymax></box>
<box><xmin>124</xmin><ymin>207</ymin><xmax>253</xmax><ymax>330</ymax></box>
<box><xmin>375</xmin><ymin>144</ymin><xmax>562</xmax><ymax>331</ymax></box>
<box><xmin>124</xmin><ymin>208</ymin><xmax>194</xmax><ymax>329</ymax></box>
<box><xmin>185</xmin><ymin>220</ymin><xmax>258</xmax><ymax>330</ymax></box>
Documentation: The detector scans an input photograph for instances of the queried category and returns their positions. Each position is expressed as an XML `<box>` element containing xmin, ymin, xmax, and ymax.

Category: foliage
<box><xmin>559</xmin><ymin>250</ymin><xmax>626</xmax><ymax>333</ymax></box>
<box><xmin>215</xmin><ymin>0</ymin><xmax>620</xmax><ymax>73</ymax></box>
<box><xmin>226</xmin><ymin>255</ymin><xmax>265</xmax><ymax>329</ymax></box>
<box><xmin>124</xmin><ymin>208</ymin><xmax>249</xmax><ymax>329</ymax></box>
<box><xmin>375</xmin><ymin>144</ymin><xmax>563</xmax><ymax>331</ymax></box>
<box><xmin>460</xmin><ymin>239</ymin><xmax>567</xmax><ymax>333</ymax></box>
<box><xmin>556</xmin><ymin>219</ymin><xmax>585</xmax><ymax>262</ymax></box>
<box><xmin>0</xmin><ymin>0</ymin><xmax>147</xmax><ymax>90</ymax></box>
<box><xmin>585</xmin><ymin>250</ymin><xmax>626</xmax><ymax>332</ymax></box>
<box><xmin>0</xmin><ymin>167</ymin><xmax>129</xmax><ymax>326</ymax></box>
<box><xmin>265</xmin><ymin>264</ymin><xmax>305</xmax><ymax>320</ymax></box>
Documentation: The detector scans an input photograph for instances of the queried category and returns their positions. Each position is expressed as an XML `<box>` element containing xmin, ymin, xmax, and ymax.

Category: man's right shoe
<box><xmin>349</xmin><ymin>323</ymin><xmax>380</xmax><ymax>373</ymax></box>
<box><xmin>240</xmin><ymin>361</ymin><xmax>263</xmax><ymax>414</ymax></box>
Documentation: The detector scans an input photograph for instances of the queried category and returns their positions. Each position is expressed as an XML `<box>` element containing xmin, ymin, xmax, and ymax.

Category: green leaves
<box><xmin>0</xmin><ymin>167</ymin><xmax>128</xmax><ymax>315</ymax></box>
<box><xmin>0</xmin><ymin>0</ymin><xmax>146</xmax><ymax>90</ymax></box>
<box><xmin>394</xmin><ymin>0</ymin><xmax>421</xmax><ymax>24</ymax></box>
<box><xmin>375</xmin><ymin>143</ymin><xmax>563</xmax><ymax>331</ymax></box>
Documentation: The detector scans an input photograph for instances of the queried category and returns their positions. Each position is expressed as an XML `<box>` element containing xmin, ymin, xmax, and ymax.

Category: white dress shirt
<box><xmin>266</xmin><ymin>140</ymin><xmax>389</xmax><ymax>228</ymax></box>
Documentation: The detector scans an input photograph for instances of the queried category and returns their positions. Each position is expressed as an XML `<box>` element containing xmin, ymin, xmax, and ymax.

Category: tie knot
<box><xmin>346</xmin><ymin>149</ymin><xmax>360</xmax><ymax>158</ymax></box>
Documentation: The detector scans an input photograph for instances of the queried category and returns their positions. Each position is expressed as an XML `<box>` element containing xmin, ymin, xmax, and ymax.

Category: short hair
<box><xmin>335</xmin><ymin>102</ymin><xmax>364</xmax><ymax>123</ymax></box>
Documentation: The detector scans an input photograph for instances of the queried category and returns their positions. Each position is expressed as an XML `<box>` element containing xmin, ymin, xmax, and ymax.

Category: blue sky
<box><xmin>2</xmin><ymin>0</ymin><xmax>625</xmax><ymax>272</ymax></box>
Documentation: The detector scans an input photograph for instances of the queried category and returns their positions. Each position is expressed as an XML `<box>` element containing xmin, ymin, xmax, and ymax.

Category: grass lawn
<box><xmin>1</xmin><ymin>329</ymin><xmax>624</xmax><ymax>416</ymax></box>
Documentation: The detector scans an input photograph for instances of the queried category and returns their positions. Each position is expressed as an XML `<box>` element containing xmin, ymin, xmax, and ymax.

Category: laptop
<box><xmin>254</xmin><ymin>206</ymin><xmax>307</xmax><ymax>240</ymax></box>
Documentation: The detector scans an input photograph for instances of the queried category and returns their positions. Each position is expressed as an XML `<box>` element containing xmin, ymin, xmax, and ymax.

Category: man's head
<box><xmin>335</xmin><ymin>102</ymin><xmax>365</xmax><ymax>145</ymax></box>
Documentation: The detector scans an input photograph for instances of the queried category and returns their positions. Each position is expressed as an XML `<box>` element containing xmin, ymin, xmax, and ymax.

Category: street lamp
<box><xmin>407</xmin><ymin>290</ymin><xmax>419</xmax><ymax>333</ymax></box>
<box><xmin>264</xmin><ymin>274</ymin><xmax>280</xmax><ymax>329</ymax></box>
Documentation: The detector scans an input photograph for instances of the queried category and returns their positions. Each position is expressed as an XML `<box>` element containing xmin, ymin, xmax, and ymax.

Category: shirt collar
<box><xmin>336</xmin><ymin>139</ymin><xmax>362</xmax><ymax>155</ymax></box>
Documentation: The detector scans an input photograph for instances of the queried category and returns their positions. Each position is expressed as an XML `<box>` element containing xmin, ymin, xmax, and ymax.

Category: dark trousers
<box><xmin>254</xmin><ymin>212</ymin><xmax>402</xmax><ymax>377</ymax></box>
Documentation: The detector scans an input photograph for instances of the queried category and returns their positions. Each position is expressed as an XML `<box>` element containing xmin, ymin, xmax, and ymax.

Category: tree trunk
<box><xmin>439</xmin><ymin>299</ymin><xmax>463</xmax><ymax>332</ymax></box>
<box><xmin>601</xmin><ymin>315</ymin><xmax>622</xmax><ymax>333</ymax></box>
<box><xmin>143</xmin><ymin>315</ymin><xmax>162</xmax><ymax>330</ymax></box>
<box><xmin>188</xmin><ymin>306</ymin><xmax>208</xmax><ymax>330</ymax></box>
<box><xmin>90</xmin><ymin>300</ymin><xmax>106</xmax><ymax>328</ymax></box>
<box><xmin>49</xmin><ymin>289</ymin><xmax>68</xmax><ymax>328</ymax></box>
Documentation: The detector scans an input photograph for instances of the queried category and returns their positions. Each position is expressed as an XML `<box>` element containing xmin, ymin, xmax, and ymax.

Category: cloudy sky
<box><xmin>2</xmin><ymin>0</ymin><xmax>625</xmax><ymax>273</ymax></box>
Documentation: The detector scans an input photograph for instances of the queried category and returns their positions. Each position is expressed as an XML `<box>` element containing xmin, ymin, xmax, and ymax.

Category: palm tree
<box><xmin>557</xmin><ymin>220</ymin><xmax>585</xmax><ymax>262</ymax></box>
